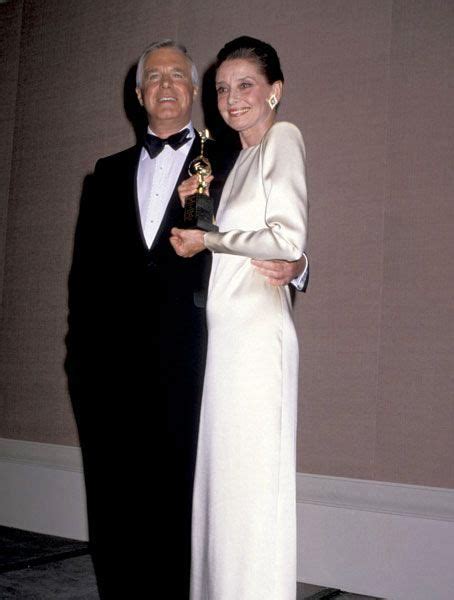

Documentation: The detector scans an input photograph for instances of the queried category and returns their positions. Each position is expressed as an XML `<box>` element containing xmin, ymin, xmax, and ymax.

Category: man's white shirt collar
<box><xmin>140</xmin><ymin>122</ymin><xmax>195</xmax><ymax>161</ymax></box>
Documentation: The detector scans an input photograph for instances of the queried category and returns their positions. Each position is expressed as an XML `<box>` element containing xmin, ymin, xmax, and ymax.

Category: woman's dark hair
<box><xmin>216</xmin><ymin>36</ymin><xmax>284</xmax><ymax>84</ymax></box>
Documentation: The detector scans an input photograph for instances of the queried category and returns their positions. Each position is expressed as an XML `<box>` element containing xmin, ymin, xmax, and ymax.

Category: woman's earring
<box><xmin>267</xmin><ymin>94</ymin><xmax>278</xmax><ymax>110</ymax></box>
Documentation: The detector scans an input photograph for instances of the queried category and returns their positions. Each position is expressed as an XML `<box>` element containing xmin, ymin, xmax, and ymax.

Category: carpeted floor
<box><xmin>0</xmin><ymin>526</ymin><xmax>383</xmax><ymax>599</ymax></box>
<box><xmin>0</xmin><ymin>526</ymin><xmax>96</xmax><ymax>599</ymax></box>
<box><xmin>0</xmin><ymin>526</ymin><xmax>89</xmax><ymax>573</ymax></box>
<box><xmin>0</xmin><ymin>554</ymin><xmax>99</xmax><ymax>599</ymax></box>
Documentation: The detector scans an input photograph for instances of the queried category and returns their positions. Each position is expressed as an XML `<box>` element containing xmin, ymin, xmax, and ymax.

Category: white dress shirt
<box><xmin>292</xmin><ymin>252</ymin><xmax>308</xmax><ymax>290</ymax></box>
<box><xmin>137</xmin><ymin>123</ymin><xmax>195</xmax><ymax>248</ymax></box>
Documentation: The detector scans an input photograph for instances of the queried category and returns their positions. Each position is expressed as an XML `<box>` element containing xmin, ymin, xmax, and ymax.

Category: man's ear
<box><xmin>135</xmin><ymin>87</ymin><xmax>143</xmax><ymax>106</ymax></box>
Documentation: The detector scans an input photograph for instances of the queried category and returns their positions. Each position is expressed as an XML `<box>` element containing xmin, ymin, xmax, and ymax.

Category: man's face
<box><xmin>136</xmin><ymin>48</ymin><xmax>197</xmax><ymax>134</ymax></box>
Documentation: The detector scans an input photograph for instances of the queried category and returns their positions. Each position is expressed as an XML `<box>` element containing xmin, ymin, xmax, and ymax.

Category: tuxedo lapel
<box><xmin>125</xmin><ymin>134</ymin><xmax>232</xmax><ymax>308</ymax></box>
<box><xmin>149</xmin><ymin>136</ymin><xmax>201</xmax><ymax>251</ymax></box>
<box><xmin>125</xmin><ymin>139</ymin><xmax>199</xmax><ymax>255</ymax></box>
<box><xmin>121</xmin><ymin>144</ymin><xmax>149</xmax><ymax>254</ymax></box>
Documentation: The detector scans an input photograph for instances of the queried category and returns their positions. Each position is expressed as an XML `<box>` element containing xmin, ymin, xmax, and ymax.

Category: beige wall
<box><xmin>0</xmin><ymin>0</ymin><xmax>453</xmax><ymax>488</ymax></box>
<box><xmin>0</xmin><ymin>0</ymin><xmax>22</xmax><ymax>314</ymax></box>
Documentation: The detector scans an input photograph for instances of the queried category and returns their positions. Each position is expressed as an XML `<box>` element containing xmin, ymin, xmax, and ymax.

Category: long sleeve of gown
<box><xmin>204</xmin><ymin>121</ymin><xmax>307</xmax><ymax>261</ymax></box>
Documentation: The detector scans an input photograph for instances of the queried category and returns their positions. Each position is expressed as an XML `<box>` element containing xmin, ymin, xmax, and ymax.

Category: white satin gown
<box><xmin>190</xmin><ymin>121</ymin><xmax>308</xmax><ymax>600</ymax></box>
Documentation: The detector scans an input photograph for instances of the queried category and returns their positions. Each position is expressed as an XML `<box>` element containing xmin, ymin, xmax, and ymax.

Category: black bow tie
<box><xmin>143</xmin><ymin>128</ymin><xmax>190</xmax><ymax>159</ymax></box>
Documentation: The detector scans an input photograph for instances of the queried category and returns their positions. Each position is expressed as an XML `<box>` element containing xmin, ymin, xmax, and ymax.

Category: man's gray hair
<box><xmin>136</xmin><ymin>39</ymin><xmax>199</xmax><ymax>88</ymax></box>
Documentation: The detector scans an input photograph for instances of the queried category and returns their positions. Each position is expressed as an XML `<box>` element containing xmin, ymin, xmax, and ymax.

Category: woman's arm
<box><xmin>204</xmin><ymin>122</ymin><xmax>307</xmax><ymax>261</ymax></box>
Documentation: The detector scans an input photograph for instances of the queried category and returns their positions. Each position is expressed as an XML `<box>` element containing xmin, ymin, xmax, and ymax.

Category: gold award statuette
<box><xmin>183</xmin><ymin>129</ymin><xmax>218</xmax><ymax>232</ymax></box>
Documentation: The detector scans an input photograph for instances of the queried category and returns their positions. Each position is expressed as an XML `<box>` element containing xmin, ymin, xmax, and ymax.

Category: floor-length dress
<box><xmin>190</xmin><ymin>121</ymin><xmax>308</xmax><ymax>600</ymax></box>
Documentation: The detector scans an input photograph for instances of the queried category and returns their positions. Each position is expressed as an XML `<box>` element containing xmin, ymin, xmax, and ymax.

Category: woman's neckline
<box><xmin>240</xmin><ymin>120</ymin><xmax>281</xmax><ymax>151</ymax></box>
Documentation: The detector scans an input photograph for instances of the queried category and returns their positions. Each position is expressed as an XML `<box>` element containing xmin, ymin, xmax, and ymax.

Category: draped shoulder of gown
<box><xmin>191</xmin><ymin>121</ymin><xmax>308</xmax><ymax>600</ymax></box>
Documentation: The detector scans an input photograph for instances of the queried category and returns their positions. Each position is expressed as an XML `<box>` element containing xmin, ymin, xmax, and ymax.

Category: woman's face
<box><xmin>216</xmin><ymin>58</ymin><xmax>281</xmax><ymax>146</ymax></box>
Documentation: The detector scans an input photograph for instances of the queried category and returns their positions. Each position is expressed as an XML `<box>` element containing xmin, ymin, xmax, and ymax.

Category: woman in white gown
<box><xmin>171</xmin><ymin>36</ymin><xmax>308</xmax><ymax>600</ymax></box>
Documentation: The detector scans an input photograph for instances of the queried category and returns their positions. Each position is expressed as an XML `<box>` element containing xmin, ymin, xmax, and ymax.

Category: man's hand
<box><xmin>251</xmin><ymin>254</ymin><xmax>308</xmax><ymax>286</ymax></box>
<box><xmin>177</xmin><ymin>175</ymin><xmax>213</xmax><ymax>207</ymax></box>
<box><xmin>170</xmin><ymin>227</ymin><xmax>205</xmax><ymax>257</ymax></box>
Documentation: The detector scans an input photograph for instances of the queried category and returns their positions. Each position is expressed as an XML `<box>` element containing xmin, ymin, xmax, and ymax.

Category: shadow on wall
<box><xmin>200</xmin><ymin>62</ymin><xmax>241</xmax><ymax>152</ymax></box>
<box><xmin>123</xmin><ymin>63</ymin><xmax>148</xmax><ymax>145</ymax></box>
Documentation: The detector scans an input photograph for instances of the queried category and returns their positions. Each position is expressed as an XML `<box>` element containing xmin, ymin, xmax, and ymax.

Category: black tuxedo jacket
<box><xmin>65</xmin><ymin>135</ymin><xmax>237</xmax><ymax>598</ymax></box>
<box><xmin>66</xmin><ymin>135</ymin><xmax>236</xmax><ymax>411</ymax></box>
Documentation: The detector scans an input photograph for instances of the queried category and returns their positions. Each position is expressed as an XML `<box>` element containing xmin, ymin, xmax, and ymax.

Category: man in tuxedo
<box><xmin>66</xmin><ymin>39</ymin><xmax>306</xmax><ymax>599</ymax></box>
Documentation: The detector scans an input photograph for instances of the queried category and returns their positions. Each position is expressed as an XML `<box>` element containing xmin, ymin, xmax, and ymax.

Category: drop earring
<box><xmin>267</xmin><ymin>94</ymin><xmax>278</xmax><ymax>110</ymax></box>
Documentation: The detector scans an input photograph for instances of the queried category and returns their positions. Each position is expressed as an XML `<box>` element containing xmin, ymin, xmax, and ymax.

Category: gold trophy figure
<box><xmin>183</xmin><ymin>129</ymin><xmax>218</xmax><ymax>232</ymax></box>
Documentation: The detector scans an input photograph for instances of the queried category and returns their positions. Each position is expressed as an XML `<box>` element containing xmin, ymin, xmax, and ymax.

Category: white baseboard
<box><xmin>2</xmin><ymin>438</ymin><xmax>453</xmax><ymax>599</ymax></box>
<box><xmin>0</xmin><ymin>437</ymin><xmax>88</xmax><ymax>540</ymax></box>
<box><xmin>296</xmin><ymin>473</ymin><xmax>454</xmax><ymax>600</ymax></box>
